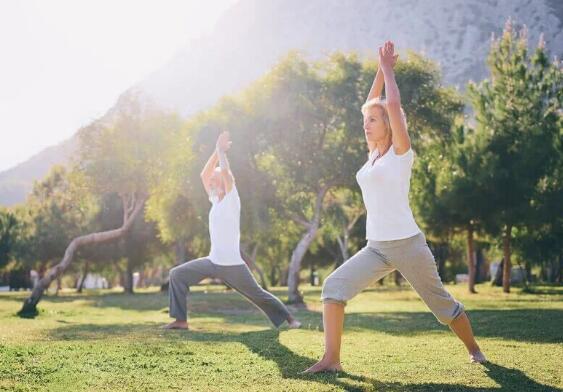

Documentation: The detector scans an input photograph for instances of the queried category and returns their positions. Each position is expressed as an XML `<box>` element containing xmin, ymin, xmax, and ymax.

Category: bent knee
<box><xmin>169</xmin><ymin>266</ymin><xmax>182</xmax><ymax>281</ymax></box>
<box><xmin>435</xmin><ymin>301</ymin><xmax>465</xmax><ymax>325</ymax></box>
<box><xmin>320</xmin><ymin>274</ymin><xmax>349</xmax><ymax>305</ymax></box>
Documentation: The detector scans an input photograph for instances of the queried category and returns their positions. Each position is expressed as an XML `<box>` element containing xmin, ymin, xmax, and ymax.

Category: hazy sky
<box><xmin>0</xmin><ymin>0</ymin><xmax>237</xmax><ymax>172</ymax></box>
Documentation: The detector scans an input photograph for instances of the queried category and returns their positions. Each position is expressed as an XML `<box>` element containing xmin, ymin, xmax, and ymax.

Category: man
<box><xmin>163</xmin><ymin>131</ymin><xmax>301</xmax><ymax>330</ymax></box>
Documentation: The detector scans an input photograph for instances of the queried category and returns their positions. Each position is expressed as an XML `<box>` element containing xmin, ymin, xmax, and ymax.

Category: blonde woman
<box><xmin>305</xmin><ymin>41</ymin><xmax>486</xmax><ymax>373</ymax></box>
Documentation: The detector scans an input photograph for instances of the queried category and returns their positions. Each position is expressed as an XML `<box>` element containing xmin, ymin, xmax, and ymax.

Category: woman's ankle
<box><xmin>321</xmin><ymin>353</ymin><xmax>341</xmax><ymax>364</ymax></box>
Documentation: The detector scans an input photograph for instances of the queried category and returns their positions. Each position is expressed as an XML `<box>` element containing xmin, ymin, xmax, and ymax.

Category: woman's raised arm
<box><xmin>379</xmin><ymin>41</ymin><xmax>410</xmax><ymax>154</ymax></box>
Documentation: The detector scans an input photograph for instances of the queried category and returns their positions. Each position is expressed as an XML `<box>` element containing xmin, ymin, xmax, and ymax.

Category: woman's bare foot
<box><xmin>469</xmin><ymin>350</ymin><xmax>487</xmax><ymax>364</ymax></box>
<box><xmin>287</xmin><ymin>317</ymin><xmax>302</xmax><ymax>329</ymax></box>
<box><xmin>161</xmin><ymin>320</ymin><xmax>189</xmax><ymax>330</ymax></box>
<box><xmin>303</xmin><ymin>358</ymin><xmax>343</xmax><ymax>373</ymax></box>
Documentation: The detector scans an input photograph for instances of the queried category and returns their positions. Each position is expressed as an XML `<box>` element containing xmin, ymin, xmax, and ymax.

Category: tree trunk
<box><xmin>394</xmin><ymin>270</ymin><xmax>402</xmax><ymax>286</ymax></box>
<box><xmin>466</xmin><ymin>226</ymin><xmax>477</xmax><ymax>294</ymax></box>
<box><xmin>287</xmin><ymin>223</ymin><xmax>319</xmax><ymax>304</ymax></box>
<box><xmin>36</xmin><ymin>262</ymin><xmax>48</xmax><ymax>291</ymax></box>
<box><xmin>558</xmin><ymin>254</ymin><xmax>562</xmax><ymax>284</ymax></box>
<box><xmin>502</xmin><ymin>224</ymin><xmax>512</xmax><ymax>293</ymax></box>
<box><xmin>493</xmin><ymin>260</ymin><xmax>504</xmax><ymax>286</ymax></box>
<box><xmin>336</xmin><ymin>235</ymin><xmax>349</xmax><ymax>266</ymax></box>
<box><xmin>138</xmin><ymin>269</ymin><xmax>145</xmax><ymax>288</ymax></box>
<box><xmin>242</xmin><ymin>243</ymin><xmax>268</xmax><ymax>290</ymax></box>
<box><xmin>124</xmin><ymin>258</ymin><xmax>134</xmax><ymax>294</ymax></box>
<box><xmin>174</xmin><ymin>239</ymin><xmax>186</xmax><ymax>265</ymax></box>
<box><xmin>287</xmin><ymin>185</ymin><xmax>329</xmax><ymax>304</ymax></box>
<box><xmin>18</xmin><ymin>192</ymin><xmax>146</xmax><ymax>317</ymax></box>
<box><xmin>336</xmin><ymin>213</ymin><xmax>362</xmax><ymax>267</ymax></box>
<box><xmin>525</xmin><ymin>261</ymin><xmax>532</xmax><ymax>284</ymax></box>
<box><xmin>77</xmin><ymin>260</ymin><xmax>90</xmax><ymax>293</ymax></box>
<box><xmin>280</xmin><ymin>266</ymin><xmax>289</xmax><ymax>287</ymax></box>
<box><xmin>55</xmin><ymin>276</ymin><xmax>62</xmax><ymax>296</ymax></box>
<box><xmin>475</xmin><ymin>248</ymin><xmax>485</xmax><ymax>283</ymax></box>
<box><xmin>270</xmin><ymin>265</ymin><xmax>280</xmax><ymax>287</ymax></box>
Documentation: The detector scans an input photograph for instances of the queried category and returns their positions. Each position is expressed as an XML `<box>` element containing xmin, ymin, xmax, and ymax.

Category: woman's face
<box><xmin>209</xmin><ymin>171</ymin><xmax>224</xmax><ymax>194</ymax></box>
<box><xmin>363</xmin><ymin>105</ymin><xmax>389</xmax><ymax>145</ymax></box>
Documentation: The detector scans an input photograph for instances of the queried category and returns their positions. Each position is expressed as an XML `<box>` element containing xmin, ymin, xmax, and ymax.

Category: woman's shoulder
<box><xmin>392</xmin><ymin>146</ymin><xmax>414</xmax><ymax>159</ymax></box>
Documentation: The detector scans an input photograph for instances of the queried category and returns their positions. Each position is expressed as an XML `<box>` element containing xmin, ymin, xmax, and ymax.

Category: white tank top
<box><xmin>356</xmin><ymin>147</ymin><xmax>421</xmax><ymax>241</ymax></box>
<box><xmin>208</xmin><ymin>185</ymin><xmax>245</xmax><ymax>266</ymax></box>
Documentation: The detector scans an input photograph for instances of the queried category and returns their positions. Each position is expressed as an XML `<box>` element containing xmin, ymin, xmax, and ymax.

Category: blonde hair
<box><xmin>362</xmin><ymin>97</ymin><xmax>391</xmax><ymax>135</ymax></box>
<box><xmin>361</xmin><ymin>97</ymin><xmax>407</xmax><ymax>130</ymax></box>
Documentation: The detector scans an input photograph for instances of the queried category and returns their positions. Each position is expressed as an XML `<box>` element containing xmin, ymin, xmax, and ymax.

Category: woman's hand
<box><xmin>216</xmin><ymin>131</ymin><xmax>232</xmax><ymax>153</ymax></box>
<box><xmin>366</xmin><ymin>44</ymin><xmax>398</xmax><ymax>103</ymax></box>
<box><xmin>379</xmin><ymin>41</ymin><xmax>397</xmax><ymax>72</ymax></box>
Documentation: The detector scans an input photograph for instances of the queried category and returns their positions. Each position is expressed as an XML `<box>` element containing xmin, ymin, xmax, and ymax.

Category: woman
<box><xmin>163</xmin><ymin>131</ymin><xmax>301</xmax><ymax>330</ymax></box>
<box><xmin>305</xmin><ymin>41</ymin><xmax>486</xmax><ymax>373</ymax></box>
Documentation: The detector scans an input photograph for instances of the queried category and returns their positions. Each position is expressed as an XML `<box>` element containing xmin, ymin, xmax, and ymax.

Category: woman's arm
<box><xmin>200</xmin><ymin>150</ymin><xmax>219</xmax><ymax>195</ymax></box>
<box><xmin>379</xmin><ymin>41</ymin><xmax>410</xmax><ymax>154</ymax></box>
<box><xmin>365</xmin><ymin>54</ymin><xmax>398</xmax><ymax>103</ymax></box>
<box><xmin>216</xmin><ymin>131</ymin><xmax>234</xmax><ymax>193</ymax></box>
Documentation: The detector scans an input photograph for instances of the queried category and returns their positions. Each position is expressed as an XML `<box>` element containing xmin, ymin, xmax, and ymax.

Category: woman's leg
<box><xmin>305</xmin><ymin>246</ymin><xmax>393</xmax><ymax>373</ymax></box>
<box><xmin>391</xmin><ymin>234</ymin><xmax>486</xmax><ymax>362</ymax></box>
<box><xmin>449</xmin><ymin>312</ymin><xmax>486</xmax><ymax>362</ymax></box>
<box><xmin>304</xmin><ymin>301</ymin><xmax>345</xmax><ymax>372</ymax></box>
<box><xmin>219</xmin><ymin>264</ymin><xmax>297</xmax><ymax>328</ymax></box>
<box><xmin>163</xmin><ymin>257</ymin><xmax>215</xmax><ymax>329</ymax></box>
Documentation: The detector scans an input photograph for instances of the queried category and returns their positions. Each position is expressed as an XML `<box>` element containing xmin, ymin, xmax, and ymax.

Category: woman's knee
<box><xmin>320</xmin><ymin>274</ymin><xmax>348</xmax><ymax>305</ymax></box>
<box><xmin>435</xmin><ymin>301</ymin><xmax>465</xmax><ymax>325</ymax></box>
<box><xmin>169</xmin><ymin>266</ymin><xmax>183</xmax><ymax>283</ymax></box>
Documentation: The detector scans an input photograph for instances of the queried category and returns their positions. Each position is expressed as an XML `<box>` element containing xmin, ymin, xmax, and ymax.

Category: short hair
<box><xmin>361</xmin><ymin>97</ymin><xmax>387</xmax><ymax>116</ymax></box>
<box><xmin>361</xmin><ymin>97</ymin><xmax>407</xmax><ymax>125</ymax></box>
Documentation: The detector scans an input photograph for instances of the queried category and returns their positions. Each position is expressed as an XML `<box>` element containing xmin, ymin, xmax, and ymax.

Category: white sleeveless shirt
<box><xmin>208</xmin><ymin>185</ymin><xmax>245</xmax><ymax>266</ymax></box>
<box><xmin>356</xmin><ymin>147</ymin><xmax>421</xmax><ymax>241</ymax></box>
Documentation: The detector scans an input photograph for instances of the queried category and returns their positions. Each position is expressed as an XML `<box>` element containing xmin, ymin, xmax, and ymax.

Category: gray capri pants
<box><xmin>169</xmin><ymin>257</ymin><xmax>290</xmax><ymax>327</ymax></box>
<box><xmin>322</xmin><ymin>232</ymin><xmax>464</xmax><ymax>325</ymax></box>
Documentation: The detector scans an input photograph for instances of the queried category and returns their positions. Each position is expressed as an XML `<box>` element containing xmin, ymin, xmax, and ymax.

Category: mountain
<box><xmin>0</xmin><ymin>136</ymin><xmax>78</xmax><ymax>206</ymax></box>
<box><xmin>139</xmin><ymin>0</ymin><xmax>563</xmax><ymax>116</ymax></box>
<box><xmin>1</xmin><ymin>0</ymin><xmax>561</xmax><ymax>206</ymax></box>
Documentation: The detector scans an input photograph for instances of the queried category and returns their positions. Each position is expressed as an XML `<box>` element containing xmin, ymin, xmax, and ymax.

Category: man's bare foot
<box><xmin>303</xmin><ymin>358</ymin><xmax>343</xmax><ymax>373</ymax></box>
<box><xmin>161</xmin><ymin>320</ymin><xmax>189</xmax><ymax>330</ymax></box>
<box><xmin>469</xmin><ymin>351</ymin><xmax>487</xmax><ymax>364</ymax></box>
<box><xmin>287</xmin><ymin>318</ymin><xmax>302</xmax><ymax>329</ymax></box>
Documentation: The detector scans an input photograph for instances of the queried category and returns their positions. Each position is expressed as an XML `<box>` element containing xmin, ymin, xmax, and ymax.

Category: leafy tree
<box><xmin>468</xmin><ymin>20</ymin><xmax>562</xmax><ymax>292</ymax></box>
<box><xmin>20</xmin><ymin>166</ymin><xmax>97</xmax><ymax>280</ymax></box>
<box><xmin>0</xmin><ymin>208</ymin><xmax>22</xmax><ymax>269</ymax></box>
<box><xmin>19</xmin><ymin>91</ymin><xmax>185</xmax><ymax>315</ymax></box>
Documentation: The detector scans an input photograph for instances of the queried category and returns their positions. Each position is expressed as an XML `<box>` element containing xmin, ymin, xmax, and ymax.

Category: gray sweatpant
<box><xmin>322</xmin><ymin>232</ymin><xmax>464</xmax><ymax>325</ymax></box>
<box><xmin>168</xmin><ymin>258</ymin><xmax>290</xmax><ymax>327</ymax></box>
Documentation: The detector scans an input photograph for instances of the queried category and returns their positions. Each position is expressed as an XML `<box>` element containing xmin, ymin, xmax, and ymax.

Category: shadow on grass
<box><xmin>7</xmin><ymin>287</ymin><xmax>562</xmax><ymax>344</ymax></box>
<box><xmin>340</xmin><ymin>309</ymin><xmax>563</xmax><ymax>344</ymax></box>
<box><xmin>45</xmin><ymin>322</ymin><xmax>559</xmax><ymax>392</ymax></box>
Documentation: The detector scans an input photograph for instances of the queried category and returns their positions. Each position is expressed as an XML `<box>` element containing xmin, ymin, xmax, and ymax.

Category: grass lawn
<box><xmin>0</xmin><ymin>283</ymin><xmax>562</xmax><ymax>391</ymax></box>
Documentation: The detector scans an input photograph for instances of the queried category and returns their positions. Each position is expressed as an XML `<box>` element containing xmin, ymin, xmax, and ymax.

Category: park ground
<box><xmin>1</xmin><ymin>283</ymin><xmax>562</xmax><ymax>391</ymax></box>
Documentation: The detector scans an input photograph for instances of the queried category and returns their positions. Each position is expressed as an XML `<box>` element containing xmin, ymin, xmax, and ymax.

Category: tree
<box><xmin>413</xmin><ymin>122</ymin><xmax>493</xmax><ymax>293</ymax></box>
<box><xmin>145</xmin><ymin>112</ymin><xmax>199</xmax><ymax>268</ymax></box>
<box><xmin>468</xmin><ymin>20</ymin><xmax>562</xmax><ymax>292</ymax></box>
<box><xmin>18</xmin><ymin>91</ymin><xmax>185</xmax><ymax>316</ymax></box>
<box><xmin>252</xmin><ymin>53</ymin><xmax>367</xmax><ymax>303</ymax></box>
<box><xmin>514</xmin><ymin>128</ymin><xmax>563</xmax><ymax>283</ymax></box>
<box><xmin>0</xmin><ymin>208</ymin><xmax>22</xmax><ymax>269</ymax></box>
<box><xmin>322</xmin><ymin>188</ymin><xmax>364</xmax><ymax>266</ymax></box>
<box><xmin>17</xmin><ymin>166</ymin><xmax>98</xmax><ymax>293</ymax></box>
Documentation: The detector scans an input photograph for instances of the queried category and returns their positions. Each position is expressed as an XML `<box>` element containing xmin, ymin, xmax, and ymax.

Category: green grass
<box><xmin>1</xmin><ymin>283</ymin><xmax>562</xmax><ymax>391</ymax></box>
